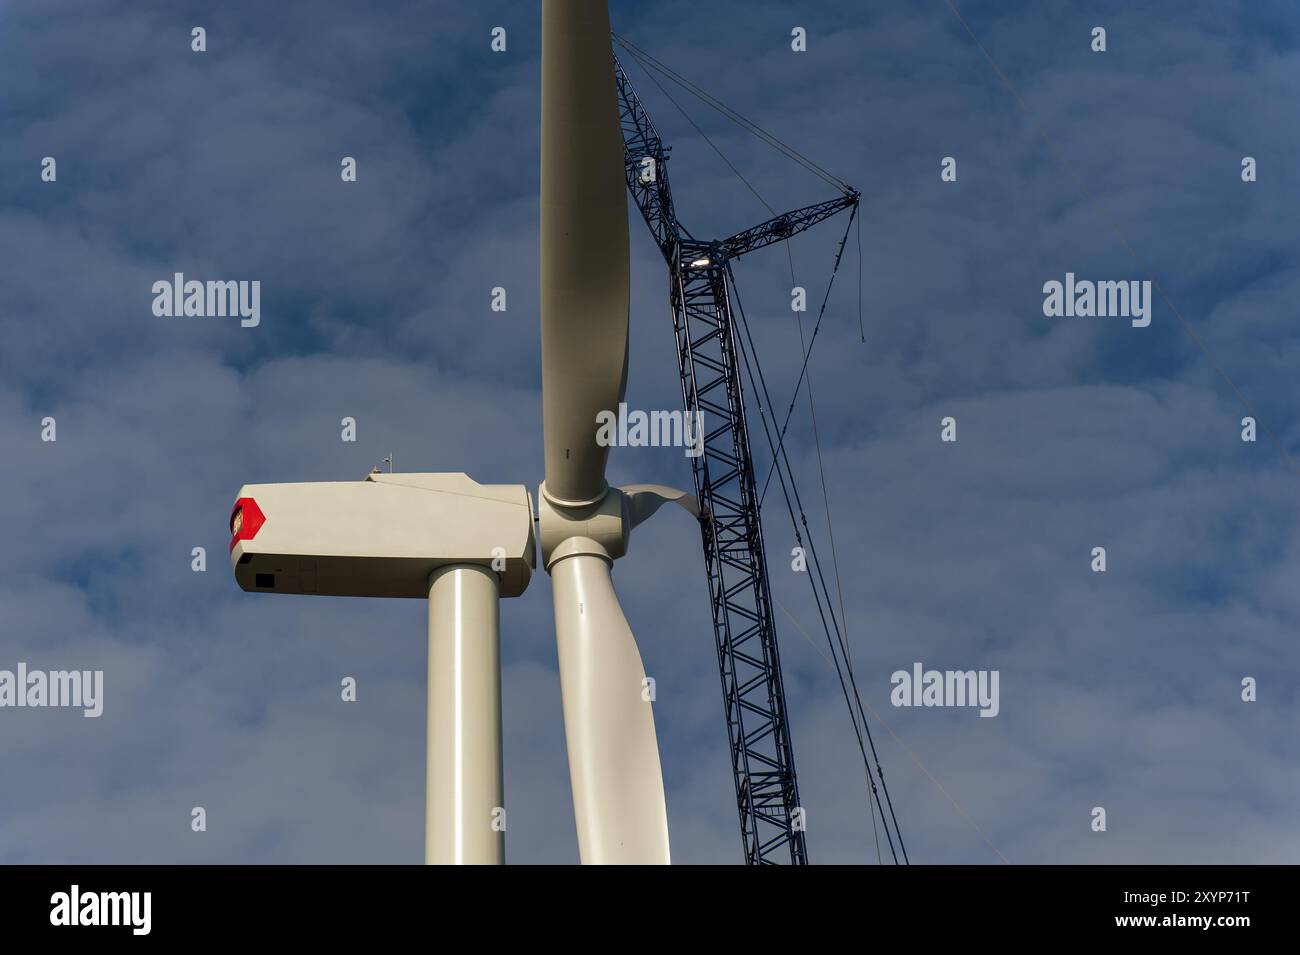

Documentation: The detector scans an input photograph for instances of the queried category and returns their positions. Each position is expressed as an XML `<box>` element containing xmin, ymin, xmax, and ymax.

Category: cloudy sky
<box><xmin>1</xmin><ymin>0</ymin><xmax>1297</xmax><ymax>864</ymax></box>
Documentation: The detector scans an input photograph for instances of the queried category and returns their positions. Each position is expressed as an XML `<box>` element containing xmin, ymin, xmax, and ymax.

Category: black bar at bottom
<box><xmin>0</xmin><ymin>864</ymin><xmax>1287</xmax><ymax>940</ymax></box>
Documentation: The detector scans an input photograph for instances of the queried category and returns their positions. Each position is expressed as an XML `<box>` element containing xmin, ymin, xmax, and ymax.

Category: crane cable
<box><xmin>780</xmin><ymin>244</ymin><xmax>912</xmax><ymax>864</ymax></box>
<box><xmin>730</xmin><ymin>270</ymin><xmax>908</xmax><ymax>864</ymax></box>
<box><xmin>615</xmin><ymin>45</ymin><xmax>801</xmax><ymax>286</ymax></box>
<box><xmin>758</xmin><ymin>207</ymin><xmax>856</xmax><ymax>508</ymax></box>
<box><xmin>621</xmin><ymin>45</ymin><xmax>778</xmax><ymax>219</ymax></box>
<box><xmin>613</xmin><ymin>35</ymin><xmax>853</xmax><ymax>195</ymax></box>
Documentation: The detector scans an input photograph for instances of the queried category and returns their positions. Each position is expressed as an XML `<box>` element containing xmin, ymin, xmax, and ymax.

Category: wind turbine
<box><xmin>231</xmin><ymin>0</ymin><xmax>693</xmax><ymax>864</ymax></box>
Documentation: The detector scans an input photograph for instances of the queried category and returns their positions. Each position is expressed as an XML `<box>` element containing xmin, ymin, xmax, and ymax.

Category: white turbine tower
<box><xmin>231</xmin><ymin>0</ymin><xmax>694</xmax><ymax>864</ymax></box>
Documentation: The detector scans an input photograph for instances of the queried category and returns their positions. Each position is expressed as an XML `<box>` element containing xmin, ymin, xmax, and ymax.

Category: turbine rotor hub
<box><xmin>537</xmin><ymin>483</ymin><xmax>629</xmax><ymax>570</ymax></box>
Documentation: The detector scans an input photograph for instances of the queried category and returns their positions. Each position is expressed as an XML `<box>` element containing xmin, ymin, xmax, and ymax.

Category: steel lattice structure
<box><xmin>615</xmin><ymin>54</ymin><xmax>859</xmax><ymax>864</ymax></box>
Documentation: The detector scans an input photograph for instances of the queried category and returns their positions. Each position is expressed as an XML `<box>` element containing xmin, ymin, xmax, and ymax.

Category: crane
<box><xmin>613</xmin><ymin>46</ymin><xmax>865</xmax><ymax>865</ymax></box>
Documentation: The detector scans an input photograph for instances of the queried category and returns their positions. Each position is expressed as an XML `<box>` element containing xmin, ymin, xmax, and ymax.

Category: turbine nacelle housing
<box><xmin>230</xmin><ymin>472</ymin><xmax>536</xmax><ymax>598</ymax></box>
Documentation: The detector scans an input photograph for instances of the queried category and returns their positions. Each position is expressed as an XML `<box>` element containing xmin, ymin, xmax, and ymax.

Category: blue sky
<box><xmin>1</xmin><ymin>0</ymin><xmax>1297</xmax><ymax>863</ymax></box>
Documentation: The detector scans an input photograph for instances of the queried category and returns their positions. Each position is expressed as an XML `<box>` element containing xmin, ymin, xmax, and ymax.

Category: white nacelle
<box><xmin>230</xmin><ymin>472</ymin><xmax>535</xmax><ymax>598</ymax></box>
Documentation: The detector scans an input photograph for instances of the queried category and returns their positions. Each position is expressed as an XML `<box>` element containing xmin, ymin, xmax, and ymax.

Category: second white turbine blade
<box><xmin>540</xmin><ymin>0</ymin><xmax>630</xmax><ymax>506</ymax></box>
<box><xmin>551</xmin><ymin>553</ymin><xmax>670</xmax><ymax>864</ymax></box>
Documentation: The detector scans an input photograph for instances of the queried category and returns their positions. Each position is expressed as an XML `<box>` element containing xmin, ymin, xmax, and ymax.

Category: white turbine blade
<box><xmin>618</xmin><ymin>483</ymin><xmax>701</xmax><ymax>529</ymax></box>
<box><xmin>551</xmin><ymin>553</ymin><xmax>670</xmax><ymax>864</ymax></box>
<box><xmin>540</xmin><ymin>0</ymin><xmax>630</xmax><ymax>506</ymax></box>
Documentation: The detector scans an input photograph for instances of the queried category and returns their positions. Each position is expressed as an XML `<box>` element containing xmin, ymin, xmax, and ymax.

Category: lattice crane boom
<box><xmin>614</xmin><ymin>52</ymin><xmax>860</xmax><ymax>865</ymax></box>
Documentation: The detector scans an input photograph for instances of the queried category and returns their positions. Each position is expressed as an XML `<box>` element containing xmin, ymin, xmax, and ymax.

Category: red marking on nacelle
<box><xmin>230</xmin><ymin>497</ymin><xmax>267</xmax><ymax>552</ymax></box>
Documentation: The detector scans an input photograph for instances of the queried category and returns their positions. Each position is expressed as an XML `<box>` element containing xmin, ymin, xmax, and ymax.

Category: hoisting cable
<box><xmin>767</xmin><ymin>257</ymin><xmax>913</xmax><ymax>865</ymax></box>
<box><xmin>730</xmin><ymin>245</ymin><xmax>884</xmax><ymax>860</ymax></box>
<box><xmin>732</xmin><ymin>272</ymin><xmax>904</xmax><ymax>864</ymax></box>
<box><xmin>622</xmin><ymin>47</ymin><xmax>777</xmax><ymax>218</ymax></box>
<box><xmin>613</xmin><ymin>35</ymin><xmax>853</xmax><ymax>195</ymax></box>
<box><xmin>857</xmin><ymin>209</ymin><xmax>865</xmax><ymax>343</ymax></box>
<box><xmin>730</xmin><ymin>265</ymin><xmax>908</xmax><ymax>863</ymax></box>
<box><xmin>617</xmin><ymin>44</ymin><xmax>800</xmax><ymax>285</ymax></box>
<box><xmin>736</xmin><ymin>241</ymin><xmax>910</xmax><ymax>862</ymax></box>
<box><xmin>732</xmin><ymin>280</ymin><xmax>893</xmax><ymax>863</ymax></box>
<box><xmin>758</xmin><ymin>204</ymin><xmax>857</xmax><ymax>507</ymax></box>
<box><xmin>737</xmin><ymin>210</ymin><xmax>999</xmax><ymax>866</ymax></box>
